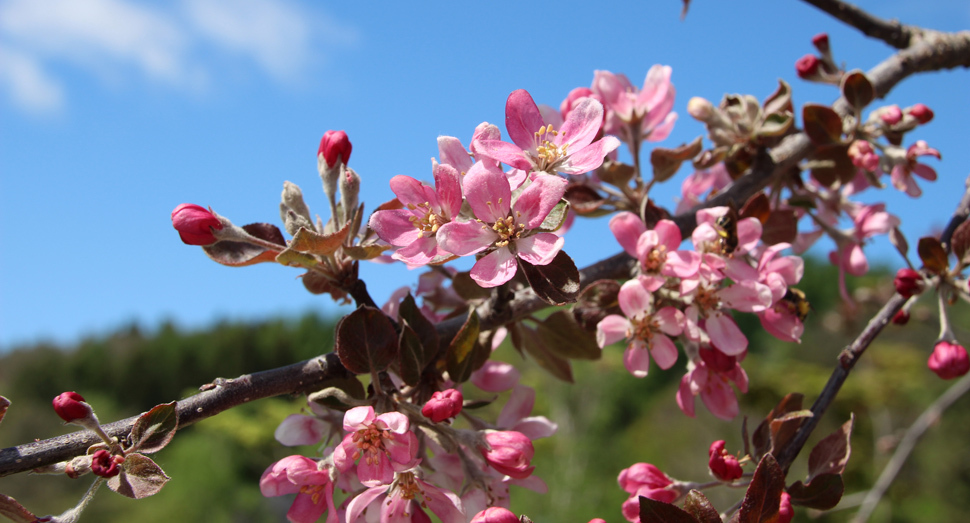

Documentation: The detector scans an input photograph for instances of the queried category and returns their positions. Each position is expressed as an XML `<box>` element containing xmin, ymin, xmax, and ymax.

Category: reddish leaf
<box><xmin>761</xmin><ymin>210</ymin><xmax>798</xmax><ymax>245</ymax></box>
<box><xmin>684</xmin><ymin>490</ymin><xmax>721</xmax><ymax>523</ymax></box>
<box><xmin>950</xmin><ymin>220</ymin><xmax>970</xmax><ymax>265</ymax></box>
<box><xmin>335</xmin><ymin>306</ymin><xmax>399</xmax><ymax>375</ymax></box>
<box><xmin>752</xmin><ymin>394</ymin><xmax>803</xmax><ymax>460</ymax></box>
<box><xmin>739</xmin><ymin>193</ymin><xmax>771</xmax><ymax>225</ymax></box>
<box><xmin>807</xmin><ymin>415</ymin><xmax>853</xmax><ymax>480</ymax></box>
<box><xmin>737</xmin><ymin>454</ymin><xmax>785</xmax><ymax>523</ymax></box>
<box><xmin>0</xmin><ymin>493</ymin><xmax>38</xmax><ymax>523</ymax></box>
<box><xmin>399</xmin><ymin>293</ymin><xmax>439</xmax><ymax>365</ymax></box>
<box><xmin>638</xmin><ymin>496</ymin><xmax>699</xmax><ymax>523</ymax></box>
<box><xmin>597</xmin><ymin>160</ymin><xmax>636</xmax><ymax>188</ymax></box>
<box><xmin>769</xmin><ymin>410</ymin><xmax>813</xmax><ymax>459</ymax></box>
<box><xmin>535</xmin><ymin>310</ymin><xmax>602</xmax><ymax>360</ymax></box>
<box><xmin>788</xmin><ymin>473</ymin><xmax>844</xmax><ymax>510</ymax></box>
<box><xmin>840</xmin><ymin>71</ymin><xmax>874</xmax><ymax>111</ymax></box>
<box><xmin>343</xmin><ymin>243</ymin><xmax>391</xmax><ymax>261</ymax></box>
<box><xmin>802</xmin><ymin>104</ymin><xmax>843</xmax><ymax>146</ymax></box>
<box><xmin>572</xmin><ymin>279</ymin><xmax>621</xmax><ymax>331</ymax></box>
<box><xmin>889</xmin><ymin>226</ymin><xmax>909</xmax><ymax>259</ymax></box>
<box><xmin>107</xmin><ymin>452</ymin><xmax>171</xmax><ymax>499</ymax></box>
<box><xmin>129</xmin><ymin>402</ymin><xmax>178</xmax><ymax>454</ymax></box>
<box><xmin>641</xmin><ymin>198</ymin><xmax>672</xmax><ymax>229</ymax></box>
<box><xmin>398</xmin><ymin>323</ymin><xmax>427</xmax><ymax>387</ymax></box>
<box><xmin>519</xmin><ymin>251</ymin><xmax>580</xmax><ymax>305</ymax></box>
<box><xmin>290</xmin><ymin>222</ymin><xmax>350</xmax><ymax>256</ymax></box>
<box><xmin>917</xmin><ymin>236</ymin><xmax>949</xmax><ymax>275</ymax></box>
<box><xmin>564</xmin><ymin>185</ymin><xmax>611</xmax><ymax>217</ymax></box>
<box><xmin>0</xmin><ymin>396</ymin><xmax>8</xmax><ymax>427</ymax></box>
<box><xmin>763</xmin><ymin>80</ymin><xmax>793</xmax><ymax>118</ymax></box>
<box><xmin>300</xmin><ymin>270</ymin><xmax>350</xmax><ymax>303</ymax></box>
<box><xmin>809</xmin><ymin>144</ymin><xmax>854</xmax><ymax>187</ymax></box>
<box><xmin>510</xmin><ymin>321</ymin><xmax>574</xmax><ymax>383</ymax></box>
<box><xmin>451</xmin><ymin>271</ymin><xmax>492</xmax><ymax>301</ymax></box>
<box><xmin>650</xmin><ymin>136</ymin><xmax>704</xmax><ymax>182</ymax></box>
<box><xmin>446</xmin><ymin>309</ymin><xmax>488</xmax><ymax>383</ymax></box>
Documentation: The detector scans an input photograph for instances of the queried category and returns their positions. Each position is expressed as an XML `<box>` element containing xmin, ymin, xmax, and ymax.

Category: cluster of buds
<box><xmin>795</xmin><ymin>33</ymin><xmax>842</xmax><ymax>83</ymax></box>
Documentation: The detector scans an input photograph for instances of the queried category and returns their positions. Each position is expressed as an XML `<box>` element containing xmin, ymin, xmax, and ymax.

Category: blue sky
<box><xmin>1</xmin><ymin>0</ymin><xmax>968</xmax><ymax>350</ymax></box>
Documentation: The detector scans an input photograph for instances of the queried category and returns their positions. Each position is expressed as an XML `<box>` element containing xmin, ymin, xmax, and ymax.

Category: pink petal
<box><xmin>471</xmin><ymin>247</ymin><xmax>517</xmax><ymax>287</ymax></box>
<box><xmin>275</xmin><ymin>414</ymin><xmax>326</xmax><ymax>447</ymax></box>
<box><xmin>719</xmin><ymin>281</ymin><xmax>772</xmax><ymax>313</ymax></box>
<box><xmin>663</xmin><ymin>250</ymin><xmax>701</xmax><ymax>278</ymax></box>
<box><xmin>654</xmin><ymin>219</ymin><xmax>682</xmax><ymax>249</ymax></box>
<box><xmin>346</xmin><ymin>486</ymin><xmax>389</xmax><ymax>523</ymax></box>
<box><xmin>433</xmin><ymin>163</ymin><xmax>463</xmax><ymax>218</ymax></box>
<box><xmin>418</xmin><ymin>479</ymin><xmax>465</xmax><ymax>523</ymax></box>
<box><xmin>463</xmin><ymin>163</ymin><xmax>511</xmax><ymax>223</ymax></box>
<box><xmin>471</xmin><ymin>361</ymin><xmax>521</xmax><ymax>392</ymax></box>
<box><xmin>437</xmin><ymin>136</ymin><xmax>473</xmax><ymax>173</ymax></box>
<box><xmin>624</xmin><ymin>340</ymin><xmax>651</xmax><ymax>378</ymax></box>
<box><xmin>288</xmin><ymin>491</ymin><xmax>331</xmax><ymax>523</ymax></box>
<box><xmin>375</xmin><ymin>411</ymin><xmax>409</xmax><ymax>433</ymax></box>
<box><xmin>609</xmin><ymin>211</ymin><xmax>646</xmax><ymax>256</ymax></box>
<box><xmin>557</xmin><ymin>97</ymin><xmax>604</xmax><ymax>151</ymax></box>
<box><xmin>654</xmin><ymin>306</ymin><xmax>684</xmax><ymax>336</ymax></box>
<box><xmin>649</xmin><ymin>334</ymin><xmax>679</xmax><ymax>370</ymax></box>
<box><xmin>758</xmin><ymin>308</ymin><xmax>803</xmax><ymax>343</ymax></box>
<box><xmin>498</xmin><ymin>384</ymin><xmax>535</xmax><ymax>428</ymax></box>
<box><xmin>618</xmin><ymin>279</ymin><xmax>653</xmax><ymax>318</ymax></box>
<box><xmin>705</xmin><ymin>312</ymin><xmax>748</xmax><ymax>355</ymax></box>
<box><xmin>343</xmin><ymin>406</ymin><xmax>375</xmax><ymax>431</ymax></box>
<box><xmin>558</xmin><ymin>136</ymin><xmax>621</xmax><ymax>175</ymax></box>
<box><xmin>357</xmin><ymin>454</ymin><xmax>393</xmax><ymax>487</ymax></box>
<box><xmin>676</xmin><ymin>373</ymin><xmax>696</xmax><ymax>418</ymax></box>
<box><xmin>515</xmin><ymin>233</ymin><xmax>563</xmax><ymax>266</ymax></box>
<box><xmin>512</xmin><ymin>416</ymin><xmax>558</xmax><ymax>440</ymax></box>
<box><xmin>475</xmin><ymin>139</ymin><xmax>533</xmax><ymax>171</ymax></box>
<box><xmin>512</xmin><ymin>174</ymin><xmax>568</xmax><ymax>228</ymax></box>
<box><xmin>393</xmin><ymin>237</ymin><xmax>440</xmax><ymax>268</ymax></box>
<box><xmin>389</xmin><ymin>175</ymin><xmax>437</xmax><ymax>207</ymax></box>
<box><xmin>505</xmin><ymin>89</ymin><xmax>545</xmax><ymax>151</ymax></box>
<box><xmin>736</xmin><ymin>218</ymin><xmax>762</xmax><ymax>254</ymax></box>
<box><xmin>436</xmin><ymin>221</ymin><xmax>497</xmax><ymax>257</ymax></box>
<box><xmin>369</xmin><ymin>209</ymin><xmax>423</xmax><ymax>246</ymax></box>
<box><xmin>596</xmin><ymin>314</ymin><xmax>631</xmax><ymax>348</ymax></box>
<box><xmin>699</xmin><ymin>378</ymin><xmax>739</xmax><ymax>421</ymax></box>
<box><xmin>636</xmin><ymin>65</ymin><xmax>672</xmax><ymax>116</ymax></box>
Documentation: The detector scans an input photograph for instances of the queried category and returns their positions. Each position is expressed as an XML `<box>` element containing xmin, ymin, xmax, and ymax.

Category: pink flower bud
<box><xmin>560</xmin><ymin>87</ymin><xmax>600</xmax><ymax>121</ymax></box>
<box><xmin>470</xmin><ymin>507</ymin><xmax>519</xmax><ymax>523</ymax></box>
<box><xmin>811</xmin><ymin>33</ymin><xmax>830</xmax><ymax>54</ymax></box>
<box><xmin>778</xmin><ymin>492</ymin><xmax>794</xmax><ymax>523</ymax></box>
<box><xmin>708</xmin><ymin>440</ymin><xmax>743</xmax><ymax>481</ymax></box>
<box><xmin>481</xmin><ymin>431</ymin><xmax>535</xmax><ymax>479</ymax></box>
<box><xmin>848</xmin><ymin>140</ymin><xmax>879</xmax><ymax>172</ymax></box>
<box><xmin>617</xmin><ymin>462</ymin><xmax>673</xmax><ymax>494</ymax></box>
<box><xmin>318</xmin><ymin>130</ymin><xmax>352</xmax><ymax>168</ymax></box>
<box><xmin>880</xmin><ymin>105</ymin><xmax>903</xmax><ymax>125</ymax></box>
<box><xmin>687</xmin><ymin>96</ymin><xmax>715</xmax><ymax>121</ymax></box>
<box><xmin>928</xmin><ymin>341</ymin><xmax>970</xmax><ymax>380</ymax></box>
<box><xmin>893</xmin><ymin>268</ymin><xmax>923</xmax><ymax>298</ymax></box>
<box><xmin>908</xmin><ymin>103</ymin><xmax>934</xmax><ymax>124</ymax></box>
<box><xmin>171</xmin><ymin>204</ymin><xmax>223</xmax><ymax>246</ymax></box>
<box><xmin>795</xmin><ymin>54</ymin><xmax>820</xmax><ymax>79</ymax></box>
<box><xmin>892</xmin><ymin>310</ymin><xmax>910</xmax><ymax>325</ymax></box>
<box><xmin>91</xmin><ymin>449</ymin><xmax>122</xmax><ymax>478</ymax></box>
<box><xmin>422</xmin><ymin>389</ymin><xmax>463</xmax><ymax>422</ymax></box>
<box><xmin>52</xmin><ymin>391</ymin><xmax>92</xmax><ymax>423</ymax></box>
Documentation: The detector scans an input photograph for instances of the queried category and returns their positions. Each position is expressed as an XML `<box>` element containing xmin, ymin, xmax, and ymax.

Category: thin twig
<box><xmin>800</xmin><ymin>0</ymin><xmax>916</xmax><ymax>49</ymax></box>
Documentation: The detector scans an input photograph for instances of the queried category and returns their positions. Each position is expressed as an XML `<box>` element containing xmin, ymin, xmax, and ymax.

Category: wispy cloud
<box><xmin>0</xmin><ymin>0</ymin><xmax>358</xmax><ymax>114</ymax></box>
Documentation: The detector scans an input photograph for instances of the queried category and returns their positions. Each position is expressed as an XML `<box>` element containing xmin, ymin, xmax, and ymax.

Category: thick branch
<box><xmin>0</xmin><ymin>353</ymin><xmax>350</xmax><ymax>477</ymax></box>
<box><xmin>801</xmin><ymin>0</ymin><xmax>916</xmax><ymax>49</ymax></box>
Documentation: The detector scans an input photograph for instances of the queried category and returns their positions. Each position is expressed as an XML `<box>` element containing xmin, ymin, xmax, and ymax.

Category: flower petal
<box><xmin>436</xmin><ymin>221</ymin><xmax>496</xmax><ymax>257</ymax></box>
<box><xmin>512</xmin><ymin>175</ymin><xmax>568</xmax><ymax>228</ymax></box>
<box><xmin>515</xmin><ymin>233</ymin><xmax>563</xmax><ymax>266</ymax></box>
<box><xmin>505</xmin><ymin>89</ymin><xmax>545</xmax><ymax>151</ymax></box>
<box><xmin>471</xmin><ymin>247</ymin><xmax>518</xmax><ymax>287</ymax></box>
<box><xmin>463</xmin><ymin>162</ymin><xmax>512</xmax><ymax>223</ymax></box>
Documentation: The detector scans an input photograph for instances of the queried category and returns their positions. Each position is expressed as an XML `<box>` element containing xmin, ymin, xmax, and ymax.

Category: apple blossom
<box><xmin>332</xmin><ymin>406</ymin><xmax>419</xmax><ymax>487</ymax></box>
<box><xmin>708</xmin><ymin>440</ymin><xmax>743</xmax><ymax>481</ymax></box>
<box><xmin>591</xmin><ymin>65</ymin><xmax>678</xmax><ymax>145</ymax></box>
<box><xmin>422</xmin><ymin>389</ymin><xmax>463</xmax><ymax>423</ymax></box>
<box><xmin>889</xmin><ymin>140</ymin><xmax>940</xmax><ymax>198</ymax></box>
<box><xmin>480</xmin><ymin>431</ymin><xmax>535</xmax><ymax>479</ymax></box>
<box><xmin>894</xmin><ymin>268</ymin><xmax>924</xmax><ymax>298</ymax></box>
<box><xmin>345</xmin><ymin>471</ymin><xmax>464</xmax><ymax>523</ymax></box>
<box><xmin>471</xmin><ymin>507</ymin><xmax>518</xmax><ymax>523</ymax></box>
<box><xmin>677</xmin><ymin>346</ymin><xmax>749</xmax><ymax>421</ymax></box>
<box><xmin>260</xmin><ymin>455</ymin><xmax>337</xmax><ymax>523</ymax></box>
<box><xmin>52</xmin><ymin>392</ymin><xmax>91</xmax><ymax>424</ymax></box>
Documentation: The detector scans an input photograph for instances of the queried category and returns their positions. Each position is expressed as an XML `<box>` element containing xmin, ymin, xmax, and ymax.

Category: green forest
<box><xmin>2</xmin><ymin>259</ymin><xmax>969</xmax><ymax>522</ymax></box>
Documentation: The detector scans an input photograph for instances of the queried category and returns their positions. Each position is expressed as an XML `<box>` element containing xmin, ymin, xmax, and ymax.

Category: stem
<box><xmin>799</xmin><ymin>0</ymin><xmax>917</xmax><ymax>49</ymax></box>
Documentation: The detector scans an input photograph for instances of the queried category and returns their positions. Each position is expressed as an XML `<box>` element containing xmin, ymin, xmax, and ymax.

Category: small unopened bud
<box><xmin>848</xmin><ymin>140</ymin><xmax>879</xmax><ymax>172</ymax></box>
<box><xmin>171</xmin><ymin>204</ymin><xmax>224</xmax><ymax>246</ymax></box>
<box><xmin>795</xmin><ymin>54</ymin><xmax>821</xmax><ymax>79</ymax></box>
<box><xmin>708</xmin><ymin>440</ymin><xmax>743</xmax><ymax>481</ymax></box>
<box><xmin>421</xmin><ymin>389</ymin><xmax>463</xmax><ymax>422</ymax></box>
<box><xmin>908</xmin><ymin>103</ymin><xmax>934</xmax><ymax>124</ymax></box>
<box><xmin>481</xmin><ymin>431</ymin><xmax>535</xmax><ymax>479</ymax></box>
<box><xmin>280</xmin><ymin>182</ymin><xmax>314</xmax><ymax>235</ymax></box>
<box><xmin>928</xmin><ymin>341</ymin><xmax>970</xmax><ymax>380</ymax></box>
<box><xmin>778</xmin><ymin>492</ymin><xmax>794</xmax><ymax>523</ymax></box>
<box><xmin>470</xmin><ymin>507</ymin><xmax>519</xmax><ymax>523</ymax></box>
<box><xmin>318</xmin><ymin>130</ymin><xmax>352</xmax><ymax>169</ymax></box>
<box><xmin>53</xmin><ymin>392</ymin><xmax>93</xmax><ymax>424</ymax></box>
<box><xmin>687</xmin><ymin>97</ymin><xmax>715</xmax><ymax>121</ymax></box>
<box><xmin>339</xmin><ymin>167</ymin><xmax>361</xmax><ymax>224</ymax></box>
<box><xmin>893</xmin><ymin>268</ymin><xmax>924</xmax><ymax>298</ymax></box>
<box><xmin>879</xmin><ymin>105</ymin><xmax>903</xmax><ymax>126</ymax></box>
<box><xmin>91</xmin><ymin>449</ymin><xmax>123</xmax><ymax>478</ymax></box>
<box><xmin>892</xmin><ymin>310</ymin><xmax>910</xmax><ymax>325</ymax></box>
<box><xmin>811</xmin><ymin>33</ymin><xmax>830</xmax><ymax>54</ymax></box>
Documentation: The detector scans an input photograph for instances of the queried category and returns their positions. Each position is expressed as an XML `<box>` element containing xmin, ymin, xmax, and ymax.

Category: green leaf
<box><xmin>335</xmin><ymin>306</ymin><xmax>399</xmax><ymax>375</ymax></box>
<box><xmin>129</xmin><ymin>402</ymin><xmax>178</xmax><ymax>454</ymax></box>
<box><xmin>107</xmin><ymin>453</ymin><xmax>171</xmax><ymax>499</ymax></box>
<box><xmin>757</xmin><ymin>112</ymin><xmax>793</xmax><ymax>138</ymax></box>
<box><xmin>275</xmin><ymin>248</ymin><xmax>319</xmax><ymax>268</ymax></box>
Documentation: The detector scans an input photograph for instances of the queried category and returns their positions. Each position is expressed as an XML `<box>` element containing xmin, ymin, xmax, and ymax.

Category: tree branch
<box><xmin>801</xmin><ymin>0</ymin><xmax>916</xmax><ymax>49</ymax></box>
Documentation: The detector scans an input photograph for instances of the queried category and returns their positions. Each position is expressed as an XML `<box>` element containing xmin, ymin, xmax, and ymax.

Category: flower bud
<box><xmin>848</xmin><ymin>140</ymin><xmax>879</xmax><ymax>172</ymax></box>
<box><xmin>778</xmin><ymin>492</ymin><xmax>794</xmax><ymax>523</ymax></box>
<box><xmin>708</xmin><ymin>440</ymin><xmax>743</xmax><ymax>481</ymax></box>
<box><xmin>795</xmin><ymin>54</ymin><xmax>820</xmax><ymax>79</ymax></box>
<box><xmin>470</xmin><ymin>507</ymin><xmax>519</xmax><ymax>523</ymax></box>
<box><xmin>879</xmin><ymin>105</ymin><xmax>903</xmax><ymax>126</ymax></box>
<box><xmin>339</xmin><ymin>167</ymin><xmax>361</xmax><ymax>225</ymax></box>
<box><xmin>91</xmin><ymin>449</ymin><xmax>122</xmax><ymax>478</ymax></box>
<box><xmin>687</xmin><ymin>97</ymin><xmax>715</xmax><ymax>121</ymax></box>
<box><xmin>422</xmin><ymin>389</ymin><xmax>463</xmax><ymax>422</ymax></box>
<box><xmin>171</xmin><ymin>204</ymin><xmax>223</xmax><ymax>246</ymax></box>
<box><xmin>892</xmin><ymin>310</ymin><xmax>910</xmax><ymax>325</ymax></box>
<box><xmin>53</xmin><ymin>392</ymin><xmax>92</xmax><ymax>424</ymax></box>
<box><xmin>481</xmin><ymin>431</ymin><xmax>535</xmax><ymax>479</ymax></box>
<box><xmin>811</xmin><ymin>33</ymin><xmax>830</xmax><ymax>54</ymax></box>
<box><xmin>928</xmin><ymin>341</ymin><xmax>970</xmax><ymax>380</ymax></box>
<box><xmin>318</xmin><ymin>130</ymin><xmax>352</xmax><ymax>169</ymax></box>
<box><xmin>893</xmin><ymin>268</ymin><xmax>923</xmax><ymax>298</ymax></box>
<box><xmin>908</xmin><ymin>103</ymin><xmax>934</xmax><ymax>124</ymax></box>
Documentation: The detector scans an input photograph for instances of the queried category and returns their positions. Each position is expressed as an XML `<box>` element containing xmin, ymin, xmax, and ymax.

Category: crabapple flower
<box><xmin>880</xmin><ymin>105</ymin><xmax>903</xmax><ymax>126</ymax></box>
<box><xmin>318</xmin><ymin>130</ymin><xmax>352</xmax><ymax>169</ymax></box>
<box><xmin>928</xmin><ymin>341</ymin><xmax>970</xmax><ymax>380</ymax></box>
<box><xmin>597</xmin><ymin>279</ymin><xmax>684</xmax><ymax>378</ymax></box>
<box><xmin>677</xmin><ymin>347</ymin><xmax>749</xmax><ymax>420</ymax></box>
<box><xmin>52</xmin><ymin>392</ymin><xmax>92</xmax><ymax>424</ymax></box>
<box><xmin>496</xmin><ymin>385</ymin><xmax>558</xmax><ymax>440</ymax></box>
<box><xmin>480</xmin><ymin>431</ymin><xmax>535</xmax><ymax>479</ymax></box>
<box><xmin>591</xmin><ymin>66</ymin><xmax>678</xmax><ymax>144</ymax></box>
<box><xmin>332</xmin><ymin>406</ymin><xmax>418</xmax><ymax>487</ymax></box>
<box><xmin>471</xmin><ymin>507</ymin><xmax>519</xmax><ymax>523</ymax></box>
<box><xmin>471</xmin><ymin>360</ymin><xmax>521</xmax><ymax>392</ymax></box>
<box><xmin>345</xmin><ymin>471</ymin><xmax>464</xmax><ymax>523</ymax></box>
<box><xmin>260</xmin><ymin>455</ymin><xmax>337</xmax><ymax>523</ymax></box>
<box><xmin>889</xmin><ymin>140</ymin><xmax>940</xmax><ymax>197</ymax></box>
<box><xmin>848</xmin><ymin>140</ymin><xmax>880</xmax><ymax>172</ymax></box>
<box><xmin>436</xmin><ymin>162</ymin><xmax>567</xmax><ymax>287</ymax></box>
<box><xmin>91</xmin><ymin>449</ymin><xmax>122</xmax><ymax>478</ymax></box>
<box><xmin>608</xmin><ymin>212</ymin><xmax>691</xmax><ymax>290</ymax></box>
<box><xmin>618</xmin><ymin>463</ymin><xmax>678</xmax><ymax>522</ymax></box>
<box><xmin>369</xmin><ymin>163</ymin><xmax>463</xmax><ymax>267</ymax></box>
<box><xmin>275</xmin><ymin>414</ymin><xmax>327</xmax><ymax>447</ymax></box>
<box><xmin>422</xmin><ymin>389</ymin><xmax>463</xmax><ymax>423</ymax></box>
<box><xmin>475</xmin><ymin>89</ymin><xmax>620</xmax><ymax>176</ymax></box>
<box><xmin>708</xmin><ymin>440</ymin><xmax>743</xmax><ymax>481</ymax></box>
<box><xmin>171</xmin><ymin>204</ymin><xmax>223</xmax><ymax>246</ymax></box>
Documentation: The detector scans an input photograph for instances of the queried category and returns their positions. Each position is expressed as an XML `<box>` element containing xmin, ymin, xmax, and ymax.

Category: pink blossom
<box><xmin>332</xmin><ymin>406</ymin><xmax>418</xmax><ymax>487</ymax></box>
<box><xmin>475</xmin><ymin>89</ymin><xmax>620</xmax><ymax>176</ymax></box>
<box><xmin>369</xmin><ymin>163</ymin><xmax>463</xmax><ymax>267</ymax></box>
<box><xmin>928</xmin><ymin>341</ymin><xmax>970</xmax><ymax>380</ymax></box>
<box><xmin>591</xmin><ymin>66</ymin><xmax>678</xmax><ymax>144</ymax></box>
<box><xmin>676</xmin><ymin>347</ymin><xmax>749</xmax><ymax>421</ymax></box>
<box><xmin>675</xmin><ymin>164</ymin><xmax>732</xmax><ymax>214</ymax></box>
<box><xmin>439</xmin><ymin>122</ymin><xmax>503</xmax><ymax>181</ymax></box>
<box><xmin>345</xmin><ymin>471</ymin><xmax>464</xmax><ymax>523</ymax></box>
<box><xmin>260</xmin><ymin>455</ymin><xmax>337</xmax><ymax>523</ymax></box>
<box><xmin>880</xmin><ymin>105</ymin><xmax>903</xmax><ymax>125</ymax></box>
<box><xmin>829</xmin><ymin>203</ymin><xmax>900</xmax><ymax>302</ymax></box>
<box><xmin>758</xmin><ymin>297</ymin><xmax>805</xmax><ymax>343</ymax></box>
<box><xmin>618</xmin><ymin>463</ymin><xmax>677</xmax><ymax>522</ymax></box>
<box><xmin>275</xmin><ymin>414</ymin><xmax>327</xmax><ymax>447</ymax></box>
<box><xmin>848</xmin><ymin>140</ymin><xmax>879</xmax><ymax>172</ymax></box>
<box><xmin>171</xmin><ymin>203</ymin><xmax>223</xmax><ymax>246</ymax></box>
<box><xmin>471</xmin><ymin>507</ymin><xmax>519</xmax><ymax>523</ymax></box>
<box><xmin>496</xmin><ymin>385</ymin><xmax>558</xmax><ymax>440</ymax></box>
<box><xmin>436</xmin><ymin>163</ymin><xmax>567</xmax><ymax>287</ymax></box>
<box><xmin>890</xmin><ymin>140</ymin><xmax>940</xmax><ymax>197</ymax></box>
<box><xmin>708</xmin><ymin>440</ymin><xmax>743</xmax><ymax>481</ymax></box>
<box><xmin>608</xmin><ymin>212</ymin><xmax>688</xmax><ymax>289</ymax></box>
<box><xmin>597</xmin><ymin>279</ymin><xmax>684</xmax><ymax>377</ymax></box>
<box><xmin>422</xmin><ymin>389</ymin><xmax>463</xmax><ymax>423</ymax></box>
<box><xmin>91</xmin><ymin>449</ymin><xmax>122</xmax><ymax>478</ymax></box>
<box><xmin>470</xmin><ymin>360</ymin><xmax>521</xmax><ymax>392</ymax></box>
<box><xmin>480</xmin><ymin>431</ymin><xmax>535</xmax><ymax>479</ymax></box>
<box><xmin>559</xmin><ymin>87</ymin><xmax>603</xmax><ymax>121</ymax></box>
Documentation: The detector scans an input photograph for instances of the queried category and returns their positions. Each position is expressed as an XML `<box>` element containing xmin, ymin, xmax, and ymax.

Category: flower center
<box><xmin>352</xmin><ymin>424</ymin><xmax>388</xmax><ymax>465</ymax></box>
<box><xmin>693</xmin><ymin>285</ymin><xmax>721</xmax><ymax>314</ymax></box>
<box><xmin>531</xmin><ymin>124</ymin><xmax>568</xmax><ymax>172</ymax></box>
<box><xmin>407</xmin><ymin>202</ymin><xmax>445</xmax><ymax>236</ymax></box>
<box><xmin>643</xmin><ymin>245</ymin><xmax>668</xmax><ymax>272</ymax></box>
<box><xmin>300</xmin><ymin>484</ymin><xmax>326</xmax><ymax>505</ymax></box>
<box><xmin>627</xmin><ymin>314</ymin><xmax>660</xmax><ymax>348</ymax></box>
<box><xmin>491</xmin><ymin>216</ymin><xmax>526</xmax><ymax>247</ymax></box>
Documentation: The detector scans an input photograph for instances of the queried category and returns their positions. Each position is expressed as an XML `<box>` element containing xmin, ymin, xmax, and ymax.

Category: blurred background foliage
<box><xmin>2</xmin><ymin>258</ymin><xmax>969</xmax><ymax>522</ymax></box>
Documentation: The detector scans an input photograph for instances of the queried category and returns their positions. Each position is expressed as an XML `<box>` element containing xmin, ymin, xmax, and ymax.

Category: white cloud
<box><xmin>0</xmin><ymin>0</ymin><xmax>357</xmax><ymax>114</ymax></box>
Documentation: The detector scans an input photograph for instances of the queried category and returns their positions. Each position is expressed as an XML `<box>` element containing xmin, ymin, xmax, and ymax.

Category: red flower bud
<box><xmin>892</xmin><ymin>310</ymin><xmax>910</xmax><ymax>325</ymax></box>
<box><xmin>928</xmin><ymin>341</ymin><xmax>970</xmax><ymax>380</ymax></box>
<box><xmin>778</xmin><ymin>492</ymin><xmax>794</xmax><ymax>523</ymax></box>
<box><xmin>52</xmin><ymin>391</ymin><xmax>92</xmax><ymax>423</ymax></box>
<box><xmin>880</xmin><ymin>105</ymin><xmax>903</xmax><ymax>125</ymax></box>
<box><xmin>795</xmin><ymin>54</ymin><xmax>820</xmax><ymax>79</ymax></box>
<box><xmin>171</xmin><ymin>204</ymin><xmax>223</xmax><ymax>246</ymax></box>
<box><xmin>470</xmin><ymin>507</ymin><xmax>519</xmax><ymax>523</ymax></box>
<box><xmin>708</xmin><ymin>440</ymin><xmax>743</xmax><ymax>481</ymax></box>
<box><xmin>421</xmin><ymin>389</ymin><xmax>463</xmax><ymax>422</ymax></box>
<box><xmin>909</xmin><ymin>103</ymin><xmax>934</xmax><ymax>124</ymax></box>
<box><xmin>481</xmin><ymin>431</ymin><xmax>534</xmax><ymax>479</ymax></box>
<box><xmin>91</xmin><ymin>449</ymin><xmax>122</xmax><ymax>478</ymax></box>
<box><xmin>811</xmin><ymin>33</ymin><xmax>830</xmax><ymax>54</ymax></box>
<box><xmin>893</xmin><ymin>268</ymin><xmax>923</xmax><ymax>298</ymax></box>
<box><xmin>318</xmin><ymin>130</ymin><xmax>352</xmax><ymax>168</ymax></box>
